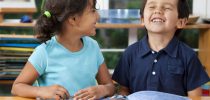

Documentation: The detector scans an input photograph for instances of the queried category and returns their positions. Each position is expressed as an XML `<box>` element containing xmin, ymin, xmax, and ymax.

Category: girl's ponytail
<box><xmin>35</xmin><ymin>11</ymin><xmax>60</xmax><ymax>43</ymax></box>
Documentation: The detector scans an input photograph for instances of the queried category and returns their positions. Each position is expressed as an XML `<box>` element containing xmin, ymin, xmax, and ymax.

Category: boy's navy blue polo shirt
<box><xmin>112</xmin><ymin>35</ymin><xmax>210</xmax><ymax>96</ymax></box>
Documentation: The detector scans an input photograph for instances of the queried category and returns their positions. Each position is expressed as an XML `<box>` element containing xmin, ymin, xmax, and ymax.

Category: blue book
<box><xmin>102</xmin><ymin>91</ymin><xmax>189</xmax><ymax>100</ymax></box>
<box><xmin>127</xmin><ymin>91</ymin><xmax>189</xmax><ymax>100</ymax></box>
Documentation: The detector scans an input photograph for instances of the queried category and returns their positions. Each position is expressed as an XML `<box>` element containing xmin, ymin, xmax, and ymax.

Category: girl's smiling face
<box><xmin>143</xmin><ymin>0</ymin><xmax>181</xmax><ymax>35</ymax></box>
<box><xmin>74</xmin><ymin>0</ymin><xmax>99</xmax><ymax>36</ymax></box>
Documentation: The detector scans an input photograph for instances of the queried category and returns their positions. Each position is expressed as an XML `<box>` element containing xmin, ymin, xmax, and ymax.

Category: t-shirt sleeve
<box><xmin>95</xmin><ymin>42</ymin><xmax>104</xmax><ymax>67</ymax></box>
<box><xmin>187</xmin><ymin>53</ymin><xmax>210</xmax><ymax>91</ymax></box>
<box><xmin>112</xmin><ymin>50</ymin><xmax>130</xmax><ymax>87</ymax></box>
<box><xmin>28</xmin><ymin>45</ymin><xmax>47</xmax><ymax>76</ymax></box>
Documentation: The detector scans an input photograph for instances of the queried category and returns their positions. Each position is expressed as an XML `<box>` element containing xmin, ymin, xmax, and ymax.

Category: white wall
<box><xmin>193</xmin><ymin>0</ymin><xmax>210</xmax><ymax>21</ymax></box>
<box><xmin>0</xmin><ymin>0</ymin><xmax>36</xmax><ymax>8</ymax></box>
<box><xmin>207</xmin><ymin>0</ymin><xmax>210</xmax><ymax>17</ymax></box>
<box><xmin>96</xmin><ymin>0</ymin><xmax>109</xmax><ymax>9</ymax></box>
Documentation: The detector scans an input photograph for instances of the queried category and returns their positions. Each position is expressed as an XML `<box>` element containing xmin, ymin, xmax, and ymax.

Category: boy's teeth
<box><xmin>152</xmin><ymin>19</ymin><xmax>164</xmax><ymax>23</ymax></box>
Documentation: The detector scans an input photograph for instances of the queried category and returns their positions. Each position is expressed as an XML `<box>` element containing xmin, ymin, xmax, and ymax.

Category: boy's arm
<box><xmin>187</xmin><ymin>87</ymin><xmax>202</xmax><ymax>97</ymax></box>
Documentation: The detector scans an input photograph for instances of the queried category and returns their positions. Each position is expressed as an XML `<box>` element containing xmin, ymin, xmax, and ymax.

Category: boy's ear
<box><xmin>141</xmin><ymin>17</ymin><xmax>144</xmax><ymax>23</ymax></box>
<box><xmin>177</xmin><ymin>18</ymin><xmax>188</xmax><ymax>29</ymax></box>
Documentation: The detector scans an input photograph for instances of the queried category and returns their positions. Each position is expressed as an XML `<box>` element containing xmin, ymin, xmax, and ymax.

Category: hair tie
<box><xmin>44</xmin><ymin>11</ymin><xmax>51</xmax><ymax>18</ymax></box>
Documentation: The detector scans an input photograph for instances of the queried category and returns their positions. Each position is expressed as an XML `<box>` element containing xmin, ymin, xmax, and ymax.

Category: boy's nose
<box><xmin>154</xmin><ymin>11</ymin><xmax>161</xmax><ymax>14</ymax></box>
<box><xmin>154</xmin><ymin>10</ymin><xmax>162</xmax><ymax>14</ymax></box>
<box><xmin>154</xmin><ymin>8</ymin><xmax>163</xmax><ymax>14</ymax></box>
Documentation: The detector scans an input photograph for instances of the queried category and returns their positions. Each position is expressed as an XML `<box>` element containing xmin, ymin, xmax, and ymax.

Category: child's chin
<box><xmin>89</xmin><ymin>32</ymin><xmax>96</xmax><ymax>36</ymax></box>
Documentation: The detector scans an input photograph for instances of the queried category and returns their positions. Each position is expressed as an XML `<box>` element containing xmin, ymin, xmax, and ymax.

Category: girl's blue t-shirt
<box><xmin>28</xmin><ymin>36</ymin><xmax>104</xmax><ymax>95</ymax></box>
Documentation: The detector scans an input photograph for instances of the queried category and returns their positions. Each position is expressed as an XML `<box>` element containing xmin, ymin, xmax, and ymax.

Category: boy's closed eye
<box><xmin>163</xmin><ymin>5</ymin><xmax>173</xmax><ymax>11</ymax></box>
<box><xmin>164</xmin><ymin>7</ymin><xmax>172</xmax><ymax>11</ymax></box>
<box><xmin>163</xmin><ymin>3</ymin><xmax>175</xmax><ymax>10</ymax></box>
<box><xmin>149</xmin><ymin>6</ymin><xmax>155</xmax><ymax>9</ymax></box>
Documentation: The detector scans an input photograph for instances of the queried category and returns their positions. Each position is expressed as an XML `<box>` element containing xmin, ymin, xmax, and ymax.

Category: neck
<box><xmin>56</xmin><ymin>32</ymin><xmax>83</xmax><ymax>52</ymax></box>
<box><xmin>147</xmin><ymin>32</ymin><xmax>174</xmax><ymax>52</ymax></box>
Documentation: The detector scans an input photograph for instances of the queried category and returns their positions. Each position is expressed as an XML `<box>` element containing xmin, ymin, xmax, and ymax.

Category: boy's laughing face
<box><xmin>143</xmin><ymin>0</ymin><xmax>182</xmax><ymax>35</ymax></box>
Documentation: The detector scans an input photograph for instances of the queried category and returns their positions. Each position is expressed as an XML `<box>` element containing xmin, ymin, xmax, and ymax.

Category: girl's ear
<box><xmin>67</xmin><ymin>17</ymin><xmax>77</xmax><ymax>26</ymax></box>
<box><xmin>177</xmin><ymin>18</ymin><xmax>188</xmax><ymax>29</ymax></box>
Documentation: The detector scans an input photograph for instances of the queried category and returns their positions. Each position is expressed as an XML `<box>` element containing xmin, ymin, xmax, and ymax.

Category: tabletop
<box><xmin>0</xmin><ymin>96</ymin><xmax>210</xmax><ymax>100</ymax></box>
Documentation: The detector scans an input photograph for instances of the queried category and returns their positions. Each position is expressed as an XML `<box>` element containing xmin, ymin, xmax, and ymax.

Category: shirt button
<box><xmin>154</xmin><ymin>59</ymin><xmax>158</xmax><ymax>63</ymax></box>
<box><xmin>151</xmin><ymin>51</ymin><xmax>155</xmax><ymax>54</ymax></box>
<box><xmin>152</xmin><ymin>71</ymin><xmax>156</xmax><ymax>75</ymax></box>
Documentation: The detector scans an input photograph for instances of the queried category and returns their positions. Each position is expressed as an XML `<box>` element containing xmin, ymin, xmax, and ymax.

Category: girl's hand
<box><xmin>74</xmin><ymin>85</ymin><xmax>107</xmax><ymax>100</ymax></box>
<box><xmin>37</xmin><ymin>84</ymin><xmax>70</xmax><ymax>100</ymax></box>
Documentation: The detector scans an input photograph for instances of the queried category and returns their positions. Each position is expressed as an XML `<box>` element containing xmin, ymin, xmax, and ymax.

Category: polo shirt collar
<box><xmin>139</xmin><ymin>35</ymin><xmax>151</xmax><ymax>57</ymax></box>
<box><xmin>139</xmin><ymin>35</ymin><xmax>179</xmax><ymax>58</ymax></box>
<box><xmin>163</xmin><ymin>36</ymin><xmax>179</xmax><ymax>58</ymax></box>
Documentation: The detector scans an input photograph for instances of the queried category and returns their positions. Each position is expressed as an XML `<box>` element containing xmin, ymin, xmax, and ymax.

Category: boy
<box><xmin>112</xmin><ymin>0</ymin><xmax>210</xmax><ymax>97</ymax></box>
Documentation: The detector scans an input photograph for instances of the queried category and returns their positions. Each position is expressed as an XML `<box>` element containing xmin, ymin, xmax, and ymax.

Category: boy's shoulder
<box><xmin>124</xmin><ymin>40</ymin><xmax>142</xmax><ymax>56</ymax></box>
<box><xmin>177</xmin><ymin>40</ymin><xmax>197</xmax><ymax>57</ymax></box>
<box><xmin>126</xmin><ymin>41</ymin><xmax>141</xmax><ymax>51</ymax></box>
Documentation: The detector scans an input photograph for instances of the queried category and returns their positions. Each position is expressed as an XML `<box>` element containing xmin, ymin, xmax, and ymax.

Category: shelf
<box><xmin>0</xmin><ymin>0</ymin><xmax>37</xmax><ymax>23</ymax></box>
<box><xmin>0</xmin><ymin>8</ymin><xmax>36</xmax><ymax>13</ymax></box>
<box><xmin>0</xmin><ymin>19</ymin><xmax>35</xmax><ymax>27</ymax></box>
<box><xmin>185</xmin><ymin>23</ymin><xmax>210</xmax><ymax>29</ymax></box>
<box><xmin>0</xmin><ymin>34</ymin><xmax>35</xmax><ymax>38</ymax></box>
<box><xmin>0</xmin><ymin>19</ymin><xmax>210</xmax><ymax>29</ymax></box>
<box><xmin>0</xmin><ymin>80</ymin><xmax>14</xmax><ymax>84</ymax></box>
<box><xmin>96</xmin><ymin>23</ymin><xmax>145</xmax><ymax>28</ymax></box>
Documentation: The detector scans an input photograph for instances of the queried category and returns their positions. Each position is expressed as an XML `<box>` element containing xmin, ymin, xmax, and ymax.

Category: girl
<box><xmin>11</xmin><ymin>0</ymin><xmax>115</xmax><ymax>99</ymax></box>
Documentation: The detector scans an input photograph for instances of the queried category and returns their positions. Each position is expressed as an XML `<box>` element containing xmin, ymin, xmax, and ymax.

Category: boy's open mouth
<box><xmin>151</xmin><ymin>18</ymin><xmax>165</xmax><ymax>23</ymax></box>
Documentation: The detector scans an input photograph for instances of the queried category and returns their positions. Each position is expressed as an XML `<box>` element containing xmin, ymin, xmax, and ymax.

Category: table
<box><xmin>0</xmin><ymin>96</ymin><xmax>210</xmax><ymax>100</ymax></box>
<box><xmin>0</xmin><ymin>97</ymin><xmax>34</xmax><ymax>100</ymax></box>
